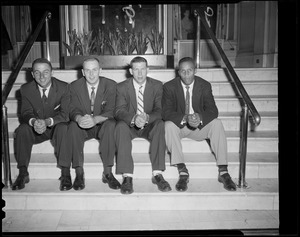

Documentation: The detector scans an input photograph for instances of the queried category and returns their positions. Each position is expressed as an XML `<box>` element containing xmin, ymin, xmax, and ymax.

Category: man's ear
<box><xmin>194</xmin><ymin>68</ymin><xmax>197</xmax><ymax>74</ymax></box>
<box><xmin>129</xmin><ymin>68</ymin><xmax>133</xmax><ymax>75</ymax></box>
<box><xmin>81</xmin><ymin>69</ymin><xmax>85</xmax><ymax>77</ymax></box>
<box><xmin>98</xmin><ymin>68</ymin><xmax>102</xmax><ymax>75</ymax></box>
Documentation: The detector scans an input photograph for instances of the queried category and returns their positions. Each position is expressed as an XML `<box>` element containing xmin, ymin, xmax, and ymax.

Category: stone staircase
<box><xmin>2</xmin><ymin>68</ymin><xmax>278</xmax><ymax>221</ymax></box>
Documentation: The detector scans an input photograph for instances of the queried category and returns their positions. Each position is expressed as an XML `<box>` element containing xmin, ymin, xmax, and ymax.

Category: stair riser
<box><xmin>3</xmin><ymin>82</ymin><xmax>278</xmax><ymax>99</ymax></box>
<box><xmin>5</xmin><ymin>162</ymin><xmax>278</xmax><ymax>180</ymax></box>
<box><xmin>6</xmin><ymin>116</ymin><xmax>278</xmax><ymax>133</ymax></box>
<box><xmin>4</xmin><ymin>98</ymin><xmax>278</xmax><ymax>115</ymax></box>
<box><xmin>1</xmin><ymin>69</ymin><xmax>278</xmax><ymax>84</ymax></box>
<box><xmin>2</xmin><ymin>193</ymin><xmax>279</xmax><ymax>211</ymax></box>
<box><xmin>8</xmin><ymin>137</ymin><xmax>278</xmax><ymax>154</ymax></box>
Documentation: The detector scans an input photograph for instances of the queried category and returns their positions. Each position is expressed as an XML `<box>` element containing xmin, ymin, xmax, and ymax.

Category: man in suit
<box><xmin>115</xmin><ymin>56</ymin><xmax>171</xmax><ymax>194</ymax></box>
<box><xmin>66</xmin><ymin>57</ymin><xmax>120</xmax><ymax>191</ymax></box>
<box><xmin>12</xmin><ymin>58</ymin><xmax>70</xmax><ymax>191</ymax></box>
<box><xmin>162</xmin><ymin>57</ymin><xmax>236</xmax><ymax>192</ymax></box>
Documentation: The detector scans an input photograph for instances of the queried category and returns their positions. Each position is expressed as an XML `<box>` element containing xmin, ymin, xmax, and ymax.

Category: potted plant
<box><xmin>62</xmin><ymin>27</ymin><xmax>173</xmax><ymax>69</ymax></box>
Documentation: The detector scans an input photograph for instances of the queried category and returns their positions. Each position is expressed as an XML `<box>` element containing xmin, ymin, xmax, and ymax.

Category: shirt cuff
<box><xmin>45</xmin><ymin>118</ymin><xmax>53</xmax><ymax>127</ymax></box>
<box><xmin>29</xmin><ymin>118</ymin><xmax>36</xmax><ymax>126</ymax></box>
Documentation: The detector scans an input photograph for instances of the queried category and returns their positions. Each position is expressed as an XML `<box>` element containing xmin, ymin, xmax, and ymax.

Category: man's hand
<box><xmin>76</xmin><ymin>114</ymin><xmax>96</xmax><ymax>129</ymax></box>
<box><xmin>33</xmin><ymin>119</ymin><xmax>47</xmax><ymax>134</ymax></box>
<box><xmin>134</xmin><ymin>113</ymin><xmax>147</xmax><ymax>128</ymax></box>
<box><xmin>187</xmin><ymin>113</ymin><xmax>202</xmax><ymax>128</ymax></box>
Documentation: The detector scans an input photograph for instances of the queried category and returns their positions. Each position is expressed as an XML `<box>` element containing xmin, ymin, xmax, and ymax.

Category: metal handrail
<box><xmin>194</xmin><ymin>7</ymin><xmax>261</xmax><ymax>188</ymax></box>
<box><xmin>2</xmin><ymin>11</ymin><xmax>51</xmax><ymax>106</ymax></box>
<box><xmin>195</xmin><ymin>8</ymin><xmax>261</xmax><ymax>126</ymax></box>
<box><xmin>2</xmin><ymin>11</ymin><xmax>51</xmax><ymax>188</ymax></box>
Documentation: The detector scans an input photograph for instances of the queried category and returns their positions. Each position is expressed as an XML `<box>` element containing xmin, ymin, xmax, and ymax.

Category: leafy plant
<box><xmin>135</xmin><ymin>31</ymin><xmax>148</xmax><ymax>55</ymax></box>
<box><xmin>63</xmin><ymin>29</ymin><xmax>79</xmax><ymax>56</ymax></box>
<box><xmin>120</xmin><ymin>31</ymin><xmax>136</xmax><ymax>55</ymax></box>
<box><xmin>77</xmin><ymin>30</ymin><xmax>96</xmax><ymax>56</ymax></box>
<box><xmin>105</xmin><ymin>29</ymin><xmax>122</xmax><ymax>55</ymax></box>
<box><xmin>94</xmin><ymin>28</ymin><xmax>105</xmax><ymax>55</ymax></box>
<box><xmin>147</xmin><ymin>28</ymin><xmax>164</xmax><ymax>54</ymax></box>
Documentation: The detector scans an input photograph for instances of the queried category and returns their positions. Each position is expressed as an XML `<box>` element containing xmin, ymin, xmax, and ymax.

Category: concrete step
<box><xmin>1</xmin><ymin>68</ymin><xmax>278</xmax><ymax>85</ymax></box>
<box><xmin>4</xmin><ymin>95</ymin><xmax>278</xmax><ymax>115</ymax></box>
<box><xmin>5</xmin><ymin>153</ymin><xmax>278</xmax><ymax>180</ymax></box>
<box><xmin>2</xmin><ymin>178</ymin><xmax>278</xmax><ymax>211</ymax></box>
<box><xmin>7</xmin><ymin>131</ymin><xmax>278</xmax><ymax>154</ymax></box>
<box><xmin>3</xmin><ymin>80</ymin><xmax>278</xmax><ymax>99</ymax></box>
<box><xmin>5</xmin><ymin>112</ymin><xmax>278</xmax><ymax>133</ymax></box>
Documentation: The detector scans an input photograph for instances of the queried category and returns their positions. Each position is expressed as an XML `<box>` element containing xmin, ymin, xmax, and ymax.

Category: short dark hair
<box><xmin>82</xmin><ymin>57</ymin><xmax>100</xmax><ymax>68</ymax></box>
<box><xmin>178</xmin><ymin>57</ymin><xmax>196</xmax><ymax>68</ymax></box>
<box><xmin>130</xmin><ymin>56</ymin><xmax>148</xmax><ymax>68</ymax></box>
<box><xmin>32</xmin><ymin>58</ymin><xmax>52</xmax><ymax>70</ymax></box>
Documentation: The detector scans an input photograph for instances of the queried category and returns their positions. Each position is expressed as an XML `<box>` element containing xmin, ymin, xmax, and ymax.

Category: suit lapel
<box><xmin>128</xmin><ymin>78</ymin><xmax>137</xmax><ymax>113</ymax></box>
<box><xmin>47</xmin><ymin>78</ymin><xmax>56</xmax><ymax>108</ymax></box>
<box><xmin>93</xmin><ymin>78</ymin><xmax>104</xmax><ymax>115</ymax></box>
<box><xmin>192</xmin><ymin>78</ymin><xmax>202</xmax><ymax>111</ymax></box>
<box><xmin>176</xmin><ymin>78</ymin><xmax>185</xmax><ymax>113</ymax></box>
<box><xmin>143</xmin><ymin>78</ymin><xmax>153</xmax><ymax>113</ymax></box>
<box><xmin>77</xmin><ymin>78</ymin><xmax>91</xmax><ymax>114</ymax></box>
<box><xmin>30</xmin><ymin>82</ymin><xmax>44</xmax><ymax>117</ymax></box>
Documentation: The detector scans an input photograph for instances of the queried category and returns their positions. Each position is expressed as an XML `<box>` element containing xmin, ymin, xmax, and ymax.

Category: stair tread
<box><xmin>8</xmin><ymin>152</ymin><xmax>278</xmax><ymax>164</ymax></box>
<box><xmin>8</xmin><ymin>130</ymin><xmax>278</xmax><ymax>139</ymax></box>
<box><xmin>2</xmin><ymin>178</ymin><xmax>278</xmax><ymax>195</ymax></box>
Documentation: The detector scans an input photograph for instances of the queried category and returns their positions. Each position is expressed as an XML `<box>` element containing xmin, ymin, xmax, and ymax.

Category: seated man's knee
<box><xmin>16</xmin><ymin>123</ymin><xmax>33</xmax><ymax>136</ymax></box>
<box><xmin>115</xmin><ymin>120</ymin><xmax>129</xmax><ymax>132</ymax></box>
<box><xmin>164</xmin><ymin>121</ymin><xmax>178</xmax><ymax>132</ymax></box>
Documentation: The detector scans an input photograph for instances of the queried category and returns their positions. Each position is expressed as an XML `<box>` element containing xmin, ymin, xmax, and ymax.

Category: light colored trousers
<box><xmin>165</xmin><ymin>118</ymin><xmax>228</xmax><ymax>166</ymax></box>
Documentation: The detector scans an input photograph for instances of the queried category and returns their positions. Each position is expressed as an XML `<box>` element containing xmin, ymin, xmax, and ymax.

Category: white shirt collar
<box><xmin>133</xmin><ymin>79</ymin><xmax>146</xmax><ymax>91</ymax></box>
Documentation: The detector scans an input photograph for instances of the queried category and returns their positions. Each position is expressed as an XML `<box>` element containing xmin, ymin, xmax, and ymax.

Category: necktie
<box><xmin>137</xmin><ymin>85</ymin><xmax>144</xmax><ymax>114</ymax></box>
<box><xmin>185</xmin><ymin>85</ymin><xmax>190</xmax><ymax>115</ymax></box>
<box><xmin>91</xmin><ymin>86</ymin><xmax>95</xmax><ymax>113</ymax></box>
<box><xmin>42</xmin><ymin>88</ymin><xmax>48</xmax><ymax>104</ymax></box>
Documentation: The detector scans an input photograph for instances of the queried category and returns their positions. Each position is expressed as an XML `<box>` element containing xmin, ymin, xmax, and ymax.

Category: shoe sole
<box><xmin>120</xmin><ymin>189</ymin><xmax>134</xmax><ymax>195</ymax></box>
<box><xmin>60</xmin><ymin>186</ymin><xmax>73</xmax><ymax>191</ymax></box>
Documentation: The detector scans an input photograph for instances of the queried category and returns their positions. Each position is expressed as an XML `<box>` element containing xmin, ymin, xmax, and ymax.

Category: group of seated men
<box><xmin>12</xmin><ymin>56</ymin><xmax>237</xmax><ymax>195</ymax></box>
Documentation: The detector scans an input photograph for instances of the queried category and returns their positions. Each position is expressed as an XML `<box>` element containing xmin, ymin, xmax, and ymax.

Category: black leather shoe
<box><xmin>152</xmin><ymin>174</ymin><xmax>172</xmax><ymax>192</ymax></box>
<box><xmin>120</xmin><ymin>176</ymin><xmax>133</xmax><ymax>194</ymax></box>
<box><xmin>175</xmin><ymin>175</ymin><xmax>189</xmax><ymax>192</ymax></box>
<box><xmin>60</xmin><ymin>176</ymin><xmax>73</xmax><ymax>191</ymax></box>
<box><xmin>73</xmin><ymin>174</ymin><xmax>85</xmax><ymax>190</ymax></box>
<box><xmin>102</xmin><ymin>173</ymin><xmax>121</xmax><ymax>189</ymax></box>
<box><xmin>218</xmin><ymin>173</ymin><xmax>236</xmax><ymax>191</ymax></box>
<box><xmin>12</xmin><ymin>174</ymin><xmax>30</xmax><ymax>190</ymax></box>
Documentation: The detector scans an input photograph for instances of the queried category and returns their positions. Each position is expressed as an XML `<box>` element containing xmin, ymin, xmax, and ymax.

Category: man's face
<box><xmin>130</xmin><ymin>62</ymin><xmax>148</xmax><ymax>85</ymax></box>
<box><xmin>178</xmin><ymin>61</ymin><xmax>196</xmax><ymax>85</ymax></box>
<box><xmin>82</xmin><ymin>60</ymin><xmax>101</xmax><ymax>86</ymax></box>
<box><xmin>32</xmin><ymin>63</ymin><xmax>53</xmax><ymax>88</ymax></box>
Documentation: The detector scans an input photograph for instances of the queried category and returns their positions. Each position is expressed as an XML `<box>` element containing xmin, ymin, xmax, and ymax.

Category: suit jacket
<box><xmin>20</xmin><ymin>77</ymin><xmax>70</xmax><ymax>126</ymax></box>
<box><xmin>115</xmin><ymin>77</ymin><xmax>163</xmax><ymax>126</ymax></box>
<box><xmin>69</xmin><ymin>76</ymin><xmax>116</xmax><ymax>121</ymax></box>
<box><xmin>162</xmin><ymin>76</ymin><xmax>218</xmax><ymax>129</ymax></box>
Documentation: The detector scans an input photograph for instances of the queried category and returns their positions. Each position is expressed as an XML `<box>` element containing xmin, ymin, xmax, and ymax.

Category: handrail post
<box><xmin>45</xmin><ymin>12</ymin><xmax>52</xmax><ymax>61</ymax></box>
<box><xmin>194</xmin><ymin>10</ymin><xmax>201</xmax><ymax>68</ymax></box>
<box><xmin>2</xmin><ymin>105</ymin><xmax>12</xmax><ymax>188</ymax></box>
<box><xmin>238</xmin><ymin>104</ymin><xmax>250</xmax><ymax>189</ymax></box>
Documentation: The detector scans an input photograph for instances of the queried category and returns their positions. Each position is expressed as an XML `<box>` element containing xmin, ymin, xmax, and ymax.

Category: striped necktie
<box><xmin>91</xmin><ymin>86</ymin><xmax>95</xmax><ymax>114</ymax></box>
<box><xmin>137</xmin><ymin>85</ymin><xmax>144</xmax><ymax>114</ymax></box>
<box><xmin>185</xmin><ymin>85</ymin><xmax>190</xmax><ymax>115</ymax></box>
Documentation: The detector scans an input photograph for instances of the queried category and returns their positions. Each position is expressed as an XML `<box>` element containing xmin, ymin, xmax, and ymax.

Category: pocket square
<box><xmin>54</xmin><ymin>104</ymin><xmax>61</xmax><ymax>110</ymax></box>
